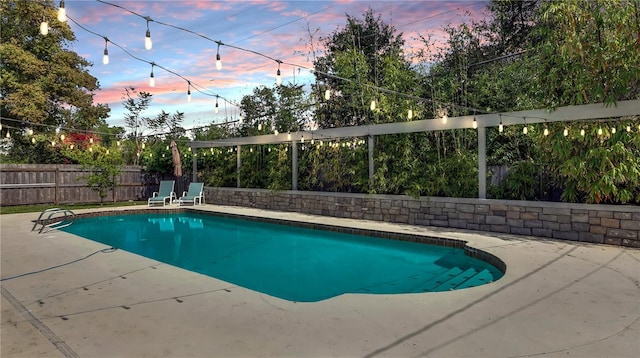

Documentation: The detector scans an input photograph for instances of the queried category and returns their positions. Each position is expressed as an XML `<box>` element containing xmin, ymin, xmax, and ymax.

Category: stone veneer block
<box><xmin>621</xmin><ymin>220</ymin><xmax>640</xmax><ymax>231</ymax></box>
<box><xmin>543</xmin><ymin>207</ymin><xmax>571</xmax><ymax>216</ymax></box>
<box><xmin>607</xmin><ymin>229</ymin><xmax>637</xmax><ymax>239</ymax></box>
<box><xmin>520</xmin><ymin>212</ymin><xmax>539</xmax><ymax>220</ymax></box>
<box><xmin>590</xmin><ymin>226</ymin><xmax>608</xmax><ymax>235</ymax></box>
<box><xmin>614</xmin><ymin>212</ymin><xmax>632</xmax><ymax>220</ymax></box>
<box><xmin>579</xmin><ymin>232</ymin><xmax>604</xmax><ymax>243</ymax></box>
<box><xmin>600</xmin><ymin>217</ymin><xmax>620</xmax><ymax>228</ymax></box>
<box><xmin>457</xmin><ymin>204</ymin><xmax>475</xmax><ymax>213</ymax></box>
<box><xmin>485</xmin><ymin>215</ymin><xmax>506</xmax><ymax>225</ymax></box>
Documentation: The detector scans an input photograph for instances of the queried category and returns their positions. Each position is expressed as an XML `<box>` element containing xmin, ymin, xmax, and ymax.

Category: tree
<box><xmin>0</xmin><ymin>0</ymin><xmax>110</xmax><ymax>134</ymax></box>
<box><xmin>121</xmin><ymin>87</ymin><xmax>152</xmax><ymax>165</ymax></box>
<box><xmin>63</xmin><ymin>144</ymin><xmax>124</xmax><ymax>204</ymax></box>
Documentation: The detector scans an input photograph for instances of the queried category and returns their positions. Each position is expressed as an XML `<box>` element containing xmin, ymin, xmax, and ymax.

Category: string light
<box><xmin>89</xmin><ymin>137</ymin><xmax>93</xmax><ymax>143</ymax></box>
<box><xmin>408</xmin><ymin>108</ymin><xmax>413</xmax><ymax>120</ymax></box>
<box><xmin>442</xmin><ymin>113</ymin><xmax>448</xmax><ymax>124</ymax></box>
<box><xmin>498</xmin><ymin>115</ymin><xmax>503</xmax><ymax>133</ymax></box>
<box><xmin>626</xmin><ymin>125</ymin><xmax>631</xmax><ymax>132</ymax></box>
<box><xmin>563</xmin><ymin>128</ymin><xmax>569</xmax><ymax>136</ymax></box>
<box><xmin>580</xmin><ymin>128</ymin><xmax>585</xmax><ymax>136</ymax></box>
<box><xmin>597</xmin><ymin>126</ymin><xmax>603</xmax><ymax>136</ymax></box>
<box><xmin>60</xmin><ymin>134</ymin><xmax>65</xmax><ymax>141</ymax></box>
<box><xmin>258</xmin><ymin>123</ymin><xmax>262</xmax><ymax>131</ymax></box>
<box><xmin>215</xmin><ymin>96</ymin><xmax>219</xmax><ymax>113</ymax></box>
<box><xmin>57</xmin><ymin>1</ymin><xmax>66</xmax><ymax>22</ymax></box>
<box><xmin>27</xmin><ymin>128</ymin><xmax>33</xmax><ymax>136</ymax></box>
<box><xmin>144</xmin><ymin>18</ymin><xmax>153</xmax><ymax>50</ymax></box>
<box><xmin>324</xmin><ymin>89</ymin><xmax>331</xmax><ymax>100</ymax></box>
<box><xmin>149</xmin><ymin>63</ymin><xmax>155</xmax><ymax>87</ymax></box>
<box><xmin>5</xmin><ymin>131</ymin><xmax>10</xmax><ymax>139</ymax></box>
<box><xmin>370</xmin><ymin>98</ymin><xmax>376</xmax><ymax>111</ymax></box>
<box><xmin>287</xmin><ymin>132</ymin><xmax>291</xmax><ymax>140</ymax></box>
<box><xmin>32</xmin><ymin>137</ymin><xmax>36</xmax><ymax>144</ymax></box>
<box><xmin>301</xmin><ymin>135</ymin><xmax>304</xmax><ymax>143</ymax></box>
<box><xmin>472</xmin><ymin>116</ymin><xmax>478</xmax><ymax>129</ymax></box>
<box><xmin>102</xmin><ymin>38</ymin><xmax>109</xmax><ymax>65</ymax></box>
<box><xmin>117</xmin><ymin>140</ymin><xmax>121</xmax><ymax>146</ymax></box>
<box><xmin>70</xmin><ymin>144</ymin><xmax>74</xmax><ymax>149</ymax></box>
<box><xmin>612</xmin><ymin>127</ymin><xmax>616</xmax><ymax>134</ymax></box>
<box><xmin>274</xmin><ymin>129</ymin><xmax>279</xmax><ymax>136</ymax></box>
<box><xmin>275</xmin><ymin>61</ymin><xmax>282</xmax><ymax>86</ymax></box>
<box><xmin>40</xmin><ymin>5</ymin><xmax>48</xmax><ymax>35</ymax></box>
<box><xmin>522</xmin><ymin>118</ymin><xmax>527</xmax><ymax>134</ymax></box>
<box><xmin>215</xmin><ymin>42</ymin><xmax>222</xmax><ymax>70</ymax></box>
<box><xmin>187</xmin><ymin>81</ymin><xmax>192</xmax><ymax>102</ymax></box>
<box><xmin>543</xmin><ymin>125</ymin><xmax>549</xmax><ymax>136</ymax></box>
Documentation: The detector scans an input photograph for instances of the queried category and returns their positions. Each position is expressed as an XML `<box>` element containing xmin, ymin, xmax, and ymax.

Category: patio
<box><xmin>2</xmin><ymin>205</ymin><xmax>639</xmax><ymax>357</ymax></box>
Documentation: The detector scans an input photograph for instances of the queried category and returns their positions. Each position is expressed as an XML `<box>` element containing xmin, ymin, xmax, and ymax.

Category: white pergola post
<box><xmin>478</xmin><ymin>127</ymin><xmax>487</xmax><ymax>199</ymax></box>
<box><xmin>368</xmin><ymin>134</ymin><xmax>374</xmax><ymax>188</ymax></box>
<box><xmin>236</xmin><ymin>145</ymin><xmax>241</xmax><ymax>188</ymax></box>
<box><xmin>291</xmin><ymin>140</ymin><xmax>298</xmax><ymax>190</ymax></box>
<box><xmin>192</xmin><ymin>148</ymin><xmax>197</xmax><ymax>182</ymax></box>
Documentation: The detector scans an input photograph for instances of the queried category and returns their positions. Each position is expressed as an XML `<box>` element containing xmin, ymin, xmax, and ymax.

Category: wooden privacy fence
<box><xmin>0</xmin><ymin>164</ymin><xmax>145</xmax><ymax>206</ymax></box>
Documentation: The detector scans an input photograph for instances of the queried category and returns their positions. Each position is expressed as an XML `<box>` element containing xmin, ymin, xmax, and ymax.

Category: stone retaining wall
<box><xmin>205</xmin><ymin>187</ymin><xmax>640</xmax><ymax>248</ymax></box>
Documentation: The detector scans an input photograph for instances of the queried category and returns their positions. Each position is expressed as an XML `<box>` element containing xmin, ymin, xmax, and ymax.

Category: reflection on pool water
<box><xmin>63</xmin><ymin>212</ymin><xmax>504</xmax><ymax>302</ymax></box>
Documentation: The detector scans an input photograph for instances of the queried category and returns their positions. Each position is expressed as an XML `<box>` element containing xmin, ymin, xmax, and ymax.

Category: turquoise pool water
<box><xmin>63</xmin><ymin>213</ymin><xmax>503</xmax><ymax>302</ymax></box>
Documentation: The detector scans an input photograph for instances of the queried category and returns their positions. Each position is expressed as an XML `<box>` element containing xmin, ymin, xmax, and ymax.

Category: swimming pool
<box><xmin>63</xmin><ymin>212</ymin><xmax>504</xmax><ymax>302</ymax></box>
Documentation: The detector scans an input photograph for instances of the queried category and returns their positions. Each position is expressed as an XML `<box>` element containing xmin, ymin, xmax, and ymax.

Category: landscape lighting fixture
<box><xmin>57</xmin><ymin>1</ymin><xmax>67</xmax><ymax>22</ymax></box>
<box><xmin>102</xmin><ymin>38</ymin><xmax>109</xmax><ymax>65</ymax></box>
<box><xmin>145</xmin><ymin>18</ymin><xmax>153</xmax><ymax>50</ymax></box>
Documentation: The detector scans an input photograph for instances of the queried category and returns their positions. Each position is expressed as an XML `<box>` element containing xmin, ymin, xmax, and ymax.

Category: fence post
<box><xmin>55</xmin><ymin>166</ymin><xmax>60</xmax><ymax>204</ymax></box>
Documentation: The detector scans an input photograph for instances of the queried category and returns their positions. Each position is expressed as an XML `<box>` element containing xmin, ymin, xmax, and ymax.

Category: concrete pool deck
<box><xmin>1</xmin><ymin>204</ymin><xmax>639</xmax><ymax>357</ymax></box>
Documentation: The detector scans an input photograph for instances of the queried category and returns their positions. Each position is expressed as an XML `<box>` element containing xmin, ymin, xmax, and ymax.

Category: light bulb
<box><xmin>215</xmin><ymin>99</ymin><xmax>219</xmax><ymax>113</ymax></box>
<box><xmin>301</xmin><ymin>136</ymin><xmax>304</xmax><ymax>143</ymax></box>
<box><xmin>141</xmin><ymin>143</ymin><xmax>145</xmax><ymax>149</ymax></box>
<box><xmin>106</xmin><ymin>149</ymin><xmax>110</xmax><ymax>155</ymax></box>
<box><xmin>216</xmin><ymin>52</ymin><xmax>222</xmax><ymax>70</ymax></box>
<box><xmin>544</xmin><ymin>127</ymin><xmax>549</xmax><ymax>136</ymax></box>
<box><xmin>32</xmin><ymin>137</ymin><xmax>36</xmax><ymax>144</ymax></box>
<box><xmin>89</xmin><ymin>137</ymin><xmax>93</xmax><ymax>143</ymax></box>
<box><xmin>472</xmin><ymin>118</ymin><xmax>478</xmax><ymax>129</ymax></box>
<box><xmin>626</xmin><ymin>125</ymin><xmax>631</xmax><ymax>132</ymax></box>
<box><xmin>60</xmin><ymin>134</ymin><xmax>65</xmax><ymax>141</ymax></box>
<box><xmin>149</xmin><ymin>68</ymin><xmax>155</xmax><ymax>87</ymax></box>
<box><xmin>324</xmin><ymin>89</ymin><xmax>330</xmax><ymax>100</ymax></box>
<box><xmin>523</xmin><ymin>126</ymin><xmax>528</xmax><ymax>134</ymax></box>
<box><xmin>187</xmin><ymin>89</ymin><xmax>191</xmax><ymax>103</ymax></box>
<box><xmin>612</xmin><ymin>127</ymin><xmax>616</xmax><ymax>134</ymax></box>
<box><xmin>6</xmin><ymin>131</ymin><xmax>10</xmax><ymax>138</ymax></box>
<box><xmin>287</xmin><ymin>132</ymin><xmax>291</xmax><ymax>140</ymax></box>
<box><xmin>57</xmin><ymin>1</ymin><xmax>66</xmax><ymax>22</ymax></box>
<box><xmin>442</xmin><ymin>114</ymin><xmax>448</xmax><ymax>124</ymax></box>
<box><xmin>40</xmin><ymin>21</ymin><xmax>48</xmax><ymax>35</ymax></box>
<box><xmin>70</xmin><ymin>144</ymin><xmax>74</xmax><ymax>149</ymax></box>
<box><xmin>499</xmin><ymin>123</ymin><xmax>504</xmax><ymax>133</ymax></box>
<box><xmin>580</xmin><ymin>129</ymin><xmax>585</xmax><ymax>136</ymax></box>
<box><xmin>27</xmin><ymin>128</ymin><xmax>33</xmax><ymax>135</ymax></box>
<box><xmin>370</xmin><ymin>98</ymin><xmax>376</xmax><ymax>111</ymax></box>
<box><xmin>598</xmin><ymin>127</ymin><xmax>603</xmax><ymax>135</ymax></box>
<box><xmin>102</xmin><ymin>48</ymin><xmax>109</xmax><ymax>65</ymax></box>
<box><xmin>276</xmin><ymin>68</ymin><xmax>282</xmax><ymax>85</ymax></box>
<box><xmin>258</xmin><ymin>123</ymin><xmax>262</xmax><ymax>131</ymax></box>
<box><xmin>145</xmin><ymin>29</ymin><xmax>152</xmax><ymax>50</ymax></box>
<box><xmin>408</xmin><ymin>109</ymin><xmax>413</xmax><ymax>120</ymax></box>
<box><xmin>274</xmin><ymin>129</ymin><xmax>279</xmax><ymax>136</ymax></box>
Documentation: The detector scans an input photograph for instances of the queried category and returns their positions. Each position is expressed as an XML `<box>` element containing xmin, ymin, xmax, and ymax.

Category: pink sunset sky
<box><xmin>62</xmin><ymin>0</ymin><xmax>489</xmax><ymax>133</ymax></box>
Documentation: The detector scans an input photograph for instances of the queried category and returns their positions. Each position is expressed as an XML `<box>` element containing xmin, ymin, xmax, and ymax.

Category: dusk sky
<box><xmin>60</xmin><ymin>0</ymin><xmax>489</xmax><ymax>133</ymax></box>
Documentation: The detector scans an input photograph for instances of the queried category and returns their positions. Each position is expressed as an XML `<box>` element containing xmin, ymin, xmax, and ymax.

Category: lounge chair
<box><xmin>148</xmin><ymin>180</ymin><xmax>176</xmax><ymax>207</ymax></box>
<box><xmin>177</xmin><ymin>182</ymin><xmax>204</xmax><ymax>206</ymax></box>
